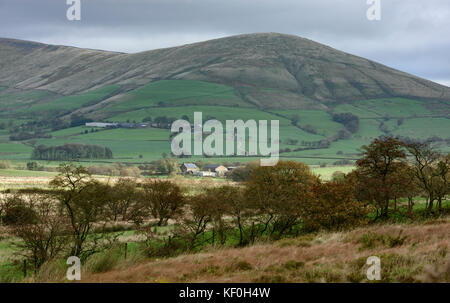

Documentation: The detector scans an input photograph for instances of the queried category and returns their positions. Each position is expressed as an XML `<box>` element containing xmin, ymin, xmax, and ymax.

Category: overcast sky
<box><xmin>1</xmin><ymin>0</ymin><xmax>449</xmax><ymax>86</ymax></box>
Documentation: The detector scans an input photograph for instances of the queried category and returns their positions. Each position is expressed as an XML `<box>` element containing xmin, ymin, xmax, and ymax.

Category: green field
<box><xmin>106</xmin><ymin>80</ymin><xmax>248</xmax><ymax>114</ymax></box>
<box><xmin>19</xmin><ymin>85</ymin><xmax>120</xmax><ymax>115</ymax></box>
<box><xmin>0</xmin><ymin>80</ymin><xmax>448</xmax><ymax>169</ymax></box>
<box><xmin>334</xmin><ymin>98</ymin><xmax>433</xmax><ymax>118</ymax></box>
<box><xmin>0</xmin><ymin>169</ymin><xmax>58</xmax><ymax>177</ymax></box>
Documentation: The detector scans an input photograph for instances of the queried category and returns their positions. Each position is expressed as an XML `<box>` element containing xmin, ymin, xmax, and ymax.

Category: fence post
<box><xmin>124</xmin><ymin>242</ymin><xmax>128</xmax><ymax>259</ymax></box>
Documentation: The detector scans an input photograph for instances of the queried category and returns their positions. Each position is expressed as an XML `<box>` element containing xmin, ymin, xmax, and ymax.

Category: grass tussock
<box><xmin>62</xmin><ymin>218</ymin><xmax>449</xmax><ymax>283</ymax></box>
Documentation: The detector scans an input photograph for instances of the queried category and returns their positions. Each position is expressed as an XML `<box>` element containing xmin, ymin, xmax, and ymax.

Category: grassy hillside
<box><xmin>0</xmin><ymin>34</ymin><xmax>449</xmax><ymax>168</ymax></box>
<box><xmin>26</xmin><ymin>218</ymin><xmax>450</xmax><ymax>283</ymax></box>
<box><xmin>0</xmin><ymin>81</ymin><xmax>448</xmax><ymax>166</ymax></box>
<box><xmin>105</xmin><ymin>80</ymin><xmax>248</xmax><ymax>114</ymax></box>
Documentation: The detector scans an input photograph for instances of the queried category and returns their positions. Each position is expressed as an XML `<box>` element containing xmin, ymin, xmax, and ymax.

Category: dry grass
<box><xmin>0</xmin><ymin>175</ymin><xmax>233</xmax><ymax>194</ymax></box>
<box><xmin>42</xmin><ymin>218</ymin><xmax>449</xmax><ymax>283</ymax></box>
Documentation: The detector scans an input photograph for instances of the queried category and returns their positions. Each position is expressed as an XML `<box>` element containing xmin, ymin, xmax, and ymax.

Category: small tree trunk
<box><xmin>428</xmin><ymin>198</ymin><xmax>434</xmax><ymax>213</ymax></box>
<box><xmin>407</xmin><ymin>197</ymin><xmax>414</xmax><ymax>214</ymax></box>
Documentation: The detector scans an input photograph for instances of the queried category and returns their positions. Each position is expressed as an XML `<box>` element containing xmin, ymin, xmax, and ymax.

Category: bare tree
<box><xmin>2</xmin><ymin>194</ymin><xmax>70</xmax><ymax>271</ymax></box>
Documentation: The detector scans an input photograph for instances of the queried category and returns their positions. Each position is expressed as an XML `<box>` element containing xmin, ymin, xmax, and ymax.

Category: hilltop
<box><xmin>1</xmin><ymin>33</ymin><xmax>450</xmax><ymax>109</ymax></box>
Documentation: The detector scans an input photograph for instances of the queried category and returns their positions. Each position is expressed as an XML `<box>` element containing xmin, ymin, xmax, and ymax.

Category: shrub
<box><xmin>359</xmin><ymin>230</ymin><xmax>407</xmax><ymax>250</ymax></box>
<box><xmin>282</xmin><ymin>260</ymin><xmax>305</xmax><ymax>270</ymax></box>
<box><xmin>86</xmin><ymin>248</ymin><xmax>122</xmax><ymax>273</ymax></box>
<box><xmin>1</xmin><ymin>196</ymin><xmax>37</xmax><ymax>226</ymax></box>
<box><xmin>230</xmin><ymin>260</ymin><xmax>253</xmax><ymax>271</ymax></box>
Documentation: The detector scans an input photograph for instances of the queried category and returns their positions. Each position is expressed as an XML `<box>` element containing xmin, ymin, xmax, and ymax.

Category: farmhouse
<box><xmin>204</xmin><ymin>164</ymin><xmax>228</xmax><ymax>176</ymax></box>
<box><xmin>180</xmin><ymin>163</ymin><xmax>199</xmax><ymax>174</ymax></box>
<box><xmin>195</xmin><ymin>171</ymin><xmax>217</xmax><ymax>177</ymax></box>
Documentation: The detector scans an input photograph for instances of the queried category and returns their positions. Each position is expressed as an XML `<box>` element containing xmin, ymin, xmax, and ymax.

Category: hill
<box><xmin>0</xmin><ymin>33</ymin><xmax>449</xmax><ymax>165</ymax></box>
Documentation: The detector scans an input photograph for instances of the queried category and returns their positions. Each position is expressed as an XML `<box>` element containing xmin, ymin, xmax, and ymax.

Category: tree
<box><xmin>245</xmin><ymin>161</ymin><xmax>319</xmax><ymax>239</ymax></box>
<box><xmin>1</xmin><ymin>195</ymin><xmax>37</xmax><ymax>226</ymax></box>
<box><xmin>404</xmin><ymin>141</ymin><xmax>448</xmax><ymax>212</ymax></box>
<box><xmin>196</xmin><ymin>187</ymin><xmax>232</xmax><ymax>245</ymax></box>
<box><xmin>390</xmin><ymin>163</ymin><xmax>421</xmax><ymax>214</ymax></box>
<box><xmin>175</xmin><ymin>193</ymin><xmax>213</xmax><ymax>251</ymax></box>
<box><xmin>27</xmin><ymin>161</ymin><xmax>39</xmax><ymax>171</ymax></box>
<box><xmin>142</xmin><ymin>180</ymin><xmax>185</xmax><ymax>226</ymax></box>
<box><xmin>354</xmin><ymin>137</ymin><xmax>407</xmax><ymax>218</ymax></box>
<box><xmin>434</xmin><ymin>154</ymin><xmax>450</xmax><ymax>211</ymax></box>
<box><xmin>104</xmin><ymin>178</ymin><xmax>141</xmax><ymax>222</ymax></box>
<box><xmin>3</xmin><ymin>194</ymin><xmax>70</xmax><ymax>271</ymax></box>
<box><xmin>332</xmin><ymin>112</ymin><xmax>359</xmax><ymax>133</ymax></box>
<box><xmin>32</xmin><ymin>143</ymin><xmax>113</xmax><ymax>161</ymax></box>
<box><xmin>227</xmin><ymin>161</ymin><xmax>259</xmax><ymax>182</ymax></box>
<box><xmin>218</xmin><ymin>186</ymin><xmax>250</xmax><ymax>246</ymax></box>
<box><xmin>50</xmin><ymin>164</ymin><xmax>116</xmax><ymax>259</ymax></box>
<box><xmin>290</xmin><ymin>114</ymin><xmax>300</xmax><ymax>126</ymax></box>
<box><xmin>302</xmin><ymin>181</ymin><xmax>369</xmax><ymax>231</ymax></box>
<box><xmin>155</xmin><ymin>158</ymin><xmax>180</xmax><ymax>175</ymax></box>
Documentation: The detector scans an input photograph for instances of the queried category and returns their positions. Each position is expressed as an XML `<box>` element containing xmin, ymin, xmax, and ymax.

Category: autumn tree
<box><xmin>199</xmin><ymin>185</ymin><xmax>250</xmax><ymax>245</ymax></box>
<box><xmin>434</xmin><ymin>154</ymin><xmax>449</xmax><ymax>211</ymax></box>
<box><xmin>354</xmin><ymin>137</ymin><xmax>407</xmax><ymax>218</ymax></box>
<box><xmin>142</xmin><ymin>180</ymin><xmax>185</xmax><ymax>226</ymax></box>
<box><xmin>302</xmin><ymin>181</ymin><xmax>369</xmax><ymax>231</ymax></box>
<box><xmin>404</xmin><ymin>142</ymin><xmax>449</xmax><ymax>212</ymax></box>
<box><xmin>219</xmin><ymin>186</ymin><xmax>250</xmax><ymax>246</ymax></box>
<box><xmin>245</xmin><ymin>161</ymin><xmax>320</xmax><ymax>239</ymax></box>
<box><xmin>175</xmin><ymin>193</ymin><xmax>213</xmax><ymax>251</ymax></box>
<box><xmin>104</xmin><ymin>178</ymin><xmax>140</xmax><ymax>222</ymax></box>
<box><xmin>227</xmin><ymin>161</ymin><xmax>259</xmax><ymax>182</ymax></box>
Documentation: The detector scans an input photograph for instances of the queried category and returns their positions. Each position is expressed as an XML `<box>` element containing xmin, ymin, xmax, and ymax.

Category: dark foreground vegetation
<box><xmin>0</xmin><ymin>136</ymin><xmax>448</xmax><ymax>281</ymax></box>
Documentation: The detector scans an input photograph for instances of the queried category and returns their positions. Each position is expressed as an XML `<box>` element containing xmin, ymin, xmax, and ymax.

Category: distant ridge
<box><xmin>1</xmin><ymin>33</ymin><xmax>450</xmax><ymax>110</ymax></box>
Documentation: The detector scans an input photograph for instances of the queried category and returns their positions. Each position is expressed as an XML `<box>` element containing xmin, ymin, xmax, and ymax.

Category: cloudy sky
<box><xmin>1</xmin><ymin>0</ymin><xmax>449</xmax><ymax>86</ymax></box>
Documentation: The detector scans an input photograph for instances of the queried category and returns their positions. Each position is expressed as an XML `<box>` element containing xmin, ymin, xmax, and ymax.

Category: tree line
<box><xmin>0</xmin><ymin>136</ymin><xmax>448</xmax><ymax>273</ymax></box>
<box><xmin>31</xmin><ymin>143</ymin><xmax>113</xmax><ymax>161</ymax></box>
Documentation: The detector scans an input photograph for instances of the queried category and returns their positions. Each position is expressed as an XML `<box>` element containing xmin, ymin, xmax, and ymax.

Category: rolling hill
<box><xmin>0</xmin><ymin>33</ymin><xmax>449</xmax><ymax>166</ymax></box>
